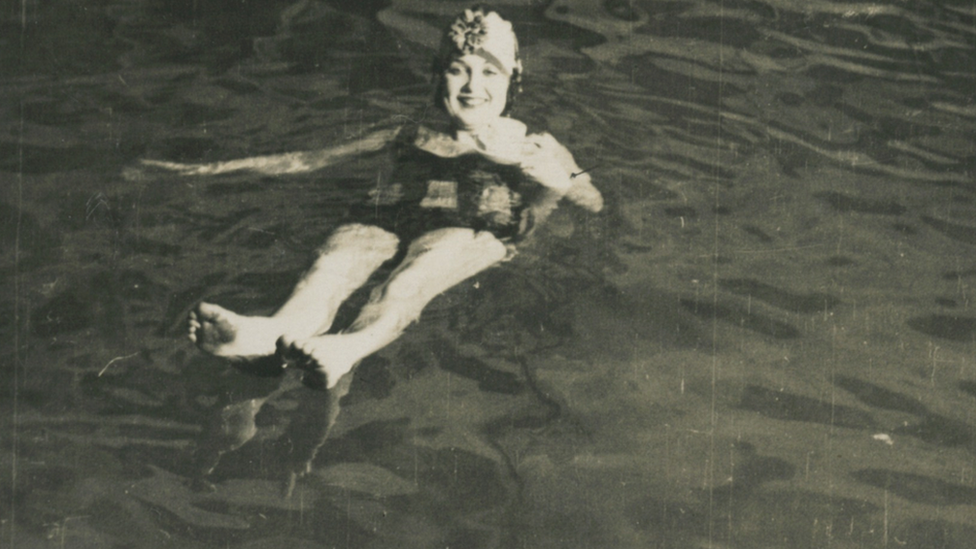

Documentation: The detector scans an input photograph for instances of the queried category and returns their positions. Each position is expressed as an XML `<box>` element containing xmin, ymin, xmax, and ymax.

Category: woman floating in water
<box><xmin>188</xmin><ymin>5</ymin><xmax>603</xmax><ymax>390</ymax></box>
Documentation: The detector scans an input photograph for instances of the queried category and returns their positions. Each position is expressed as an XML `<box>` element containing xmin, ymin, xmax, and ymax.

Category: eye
<box><xmin>483</xmin><ymin>66</ymin><xmax>500</xmax><ymax>77</ymax></box>
<box><xmin>446</xmin><ymin>66</ymin><xmax>463</xmax><ymax>76</ymax></box>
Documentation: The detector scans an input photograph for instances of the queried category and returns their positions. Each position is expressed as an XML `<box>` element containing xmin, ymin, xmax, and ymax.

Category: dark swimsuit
<box><xmin>351</xmin><ymin>126</ymin><xmax>531</xmax><ymax>243</ymax></box>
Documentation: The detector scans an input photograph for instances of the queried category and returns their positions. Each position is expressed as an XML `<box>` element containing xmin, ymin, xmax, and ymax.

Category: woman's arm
<box><xmin>515</xmin><ymin>132</ymin><xmax>604</xmax><ymax>236</ymax></box>
<box><xmin>139</xmin><ymin>128</ymin><xmax>399</xmax><ymax>177</ymax></box>
<box><xmin>522</xmin><ymin>133</ymin><xmax>603</xmax><ymax>213</ymax></box>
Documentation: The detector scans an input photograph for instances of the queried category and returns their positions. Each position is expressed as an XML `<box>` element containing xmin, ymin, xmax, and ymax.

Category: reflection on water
<box><xmin>3</xmin><ymin>0</ymin><xmax>976</xmax><ymax>547</ymax></box>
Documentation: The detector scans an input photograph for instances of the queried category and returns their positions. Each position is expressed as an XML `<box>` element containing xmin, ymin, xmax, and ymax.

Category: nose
<box><xmin>463</xmin><ymin>69</ymin><xmax>483</xmax><ymax>92</ymax></box>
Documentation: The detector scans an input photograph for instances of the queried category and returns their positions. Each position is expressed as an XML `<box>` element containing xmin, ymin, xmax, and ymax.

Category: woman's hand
<box><xmin>520</xmin><ymin>134</ymin><xmax>603</xmax><ymax>212</ymax></box>
<box><xmin>480</xmin><ymin>129</ymin><xmax>604</xmax><ymax>213</ymax></box>
<box><xmin>517</xmin><ymin>134</ymin><xmax>574</xmax><ymax>194</ymax></box>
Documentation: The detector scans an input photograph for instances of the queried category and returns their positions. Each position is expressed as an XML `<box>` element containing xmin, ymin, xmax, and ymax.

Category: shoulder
<box><xmin>390</xmin><ymin>124</ymin><xmax>445</xmax><ymax>161</ymax></box>
<box><xmin>392</xmin><ymin>123</ymin><xmax>422</xmax><ymax>152</ymax></box>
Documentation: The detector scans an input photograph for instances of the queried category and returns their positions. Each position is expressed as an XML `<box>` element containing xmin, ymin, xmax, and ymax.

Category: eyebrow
<box><xmin>447</xmin><ymin>55</ymin><xmax>510</xmax><ymax>76</ymax></box>
<box><xmin>475</xmin><ymin>51</ymin><xmax>510</xmax><ymax>75</ymax></box>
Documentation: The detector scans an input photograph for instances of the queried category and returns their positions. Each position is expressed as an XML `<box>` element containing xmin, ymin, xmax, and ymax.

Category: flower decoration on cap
<box><xmin>449</xmin><ymin>8</ymin><xmax>489</xmax><ymax>54</ymax></box>
<box><xmin>440</xmin><ymin>5</ymin><xmax>521</xmax><ymax>77</ymax></box>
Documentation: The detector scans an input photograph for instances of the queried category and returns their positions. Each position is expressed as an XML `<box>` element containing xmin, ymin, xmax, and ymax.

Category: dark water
<box><xmin>3</xmin><ymin>0</ymin><xmax>976</xmax><ymax>547</ymax></box>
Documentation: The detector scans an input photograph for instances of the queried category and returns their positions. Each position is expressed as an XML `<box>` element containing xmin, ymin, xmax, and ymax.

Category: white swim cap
<box><xmin>442</xmin><ymin>6</ymin><xmax>522</xmax><ymax>76</ymax></box>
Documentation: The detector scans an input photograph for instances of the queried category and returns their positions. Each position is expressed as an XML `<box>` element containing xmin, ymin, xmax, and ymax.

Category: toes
<box><xmin>275</xmin><ymin>335</ymin><xmax>295</xmax><ymax>353</ymax></box>
<box><xmin>275</xmin><ymin>336</ymin><xmax>298</xmax><ymax>360</ymax></box>
<box><xmin>196</xmin><ymin>302</ymin><xmax>227</xmax><ymax>323</ymax></box>
<box><xmin>277</xmin><ymin>337</ymin><xmax>315</xmax><ymax>369</ymax></box>
<box><xmin>187</xmin><ymin>316</ymin><xmax>200</xmax><ymax>342</ymax></box>
<box><xmin>296</xmin><ymin>344</ymin><xmax>319</xmax><ymax>369</ymax></box>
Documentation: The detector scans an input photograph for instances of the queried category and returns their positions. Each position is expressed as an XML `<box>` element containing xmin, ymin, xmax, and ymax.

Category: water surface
<box><xmin>3</xmin><ymin>1</ymin><xmax>976</xmax><ymax>547</ymax></box>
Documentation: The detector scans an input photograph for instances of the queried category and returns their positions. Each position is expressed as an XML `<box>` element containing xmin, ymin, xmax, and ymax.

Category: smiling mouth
<box><xmin>459</xmin><ymin>96</ymin><xmax>488</xmax><ymax>107</ymax></box>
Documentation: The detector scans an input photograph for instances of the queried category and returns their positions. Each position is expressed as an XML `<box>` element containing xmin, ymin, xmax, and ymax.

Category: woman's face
<box><xmin>442</xmin><ymin>54</ymin><xmax>510</xmax><ymax>131</ymax></box>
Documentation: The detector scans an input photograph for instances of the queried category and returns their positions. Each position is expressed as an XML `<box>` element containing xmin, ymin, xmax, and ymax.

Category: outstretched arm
<box><xmin>139</xmin><ymin>128</ymin><xmax>399</xmax><ymax>177</ymax></box>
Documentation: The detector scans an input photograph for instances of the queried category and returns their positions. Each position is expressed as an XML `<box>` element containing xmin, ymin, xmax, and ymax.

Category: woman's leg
<box><xmin>188</xmin><ymin>224</ymin><xmax>399</xmax><ymax>358</ymax></box>
<box><xmin>278</xmin><ymin>228</ymin><xmax>508</xmax><ymax>388</ymax></box>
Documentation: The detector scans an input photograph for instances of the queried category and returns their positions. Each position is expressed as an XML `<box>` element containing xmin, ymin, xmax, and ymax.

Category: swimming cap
<box><xmin>442</xmin><ymin>6</ymin><xmax>522</xmax><ymax>77</ymax></box>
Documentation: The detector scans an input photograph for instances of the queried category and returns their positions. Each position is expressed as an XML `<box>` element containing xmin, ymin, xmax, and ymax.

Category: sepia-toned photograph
<box><xmin>3</xmin><ymin>0</ymin><xmax>975</xmax><ymax>547</ymax></box>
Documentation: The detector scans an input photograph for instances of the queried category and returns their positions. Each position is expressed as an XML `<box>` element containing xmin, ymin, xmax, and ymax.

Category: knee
<box><xmin>399</xmin><ymin>229</ymin><xmax>506</xmax><ymax>275</ymax></box>
<box><xmin>320</xmin><ymin>224</ymin><xmax>399</xmax><ymax>256</ymax></box>
<box><xmin>407</xmin><ymin>228</ymin><xmax>473</xmax><ymax>252</ymax></box>
<box><xmin>406</xmin><ymin>228</ymin><xmax>504</xmax><ymax>255</ymax></box>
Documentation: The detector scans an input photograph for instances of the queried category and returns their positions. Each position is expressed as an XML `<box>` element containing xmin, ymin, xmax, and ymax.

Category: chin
<box><xmin>455</xmin><ymin>110</ymin><xmax>501</xmax><ymax>130</ymax></box>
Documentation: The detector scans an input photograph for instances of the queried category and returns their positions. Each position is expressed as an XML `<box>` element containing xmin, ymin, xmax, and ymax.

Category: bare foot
<box><xmin>276</xmin><ymin>334</ymin><xmax>365</xmax><ymax>389</ymax></box>
<box><xmin>189</xmin><ymin>302</ymin><xmax>289</xmax><ymax>358</ymax></box>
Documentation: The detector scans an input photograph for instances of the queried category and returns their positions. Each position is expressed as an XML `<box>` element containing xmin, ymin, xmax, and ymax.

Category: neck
<box><xmin>452</xmin><ymin>121</ymin><xmax>493</xmax><ymax>137</ymax></box>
